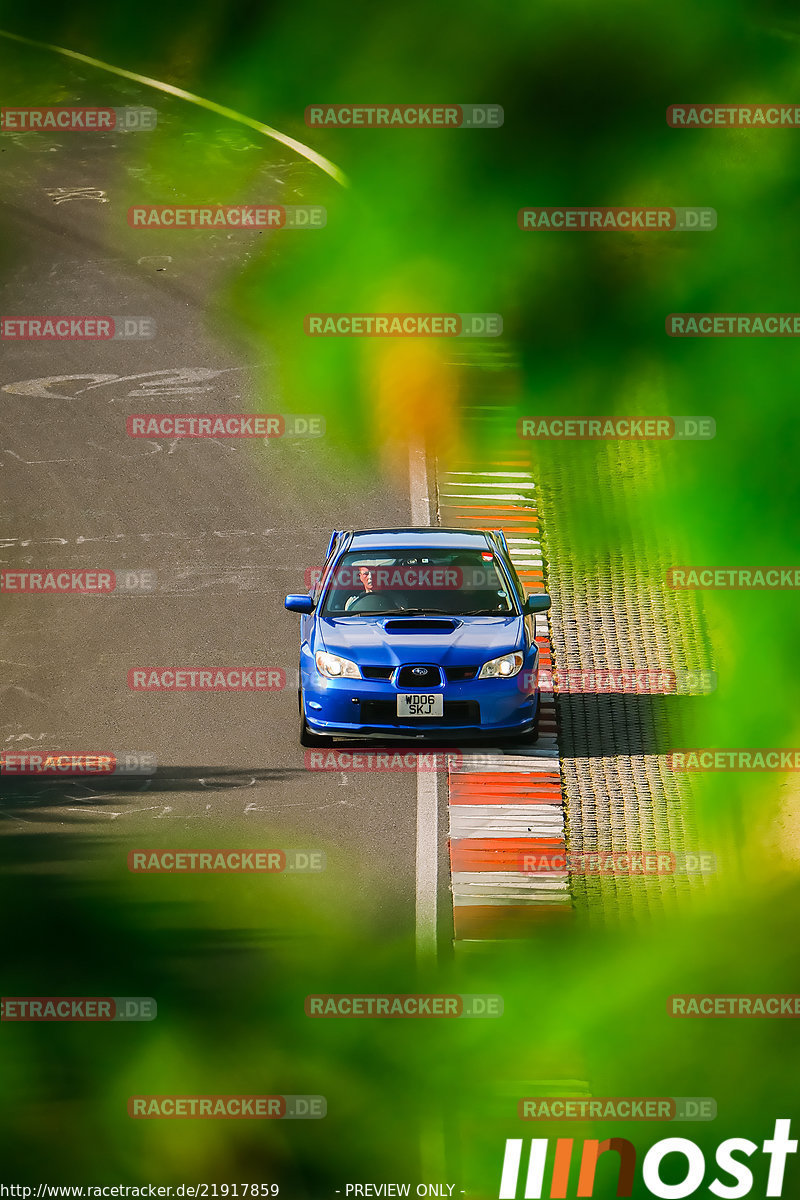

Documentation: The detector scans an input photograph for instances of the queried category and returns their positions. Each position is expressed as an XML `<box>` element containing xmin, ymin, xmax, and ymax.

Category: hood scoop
<box><xmin>383</xmin><ymin>618</ymin><xmax>458</xmax><ymax>633</ymax></box>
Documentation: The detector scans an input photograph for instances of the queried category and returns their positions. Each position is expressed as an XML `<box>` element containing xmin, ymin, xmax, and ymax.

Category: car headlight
<box><xmin>315</xmin><ymin>651</ymin><xmax>362</xmax><ymax>679</ymax></box>
<box><xmin>478</xmin><ymin>651</ymin><xmax>524</xmax><ymax>679</ymax></box>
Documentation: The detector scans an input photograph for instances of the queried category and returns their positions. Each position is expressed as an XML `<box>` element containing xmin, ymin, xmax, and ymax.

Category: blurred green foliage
<box><xmin>1</xmin><ymin>0</ymin><xmax>798</xmax><ymax>1193</ymax></box>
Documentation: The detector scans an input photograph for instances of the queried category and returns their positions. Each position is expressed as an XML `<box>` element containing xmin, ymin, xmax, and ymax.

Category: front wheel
<box><xmin>298</xmin><ymin>688</ymin><xmax>333</xmax><ymax>747</ymax></box>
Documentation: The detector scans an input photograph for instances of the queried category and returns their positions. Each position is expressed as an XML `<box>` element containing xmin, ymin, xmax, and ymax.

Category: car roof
<box><xmin>348</xmin><ymin>528</ymin><xmax>492</xmax><ymax>550</ymax></box>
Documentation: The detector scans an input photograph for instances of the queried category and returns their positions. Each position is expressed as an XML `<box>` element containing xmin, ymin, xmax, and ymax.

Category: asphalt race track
<box><xmin>0</xmin><ymin>68</ymin><xmax>445</xmax><ymax>951</ymax></box>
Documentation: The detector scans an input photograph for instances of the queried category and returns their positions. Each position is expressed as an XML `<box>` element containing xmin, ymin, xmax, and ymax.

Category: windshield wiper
<box><xmin>459</xmin><ymin>608</ymin><xmax>510</xmax><ymax>616</ymax></box>
<box><xmin>395</xmin><ymin>607</ymin><xmax>511</xmax><ymax>617</ymax></box>
<box><xmin>393</xmin><ymin>608</ymin><xmax>456</xmax><ymax>616</ymax></box>
<box><xmin>332</xmin><ymin>609</ymin><xmax>400</xmax><ymax>617</ymax></box>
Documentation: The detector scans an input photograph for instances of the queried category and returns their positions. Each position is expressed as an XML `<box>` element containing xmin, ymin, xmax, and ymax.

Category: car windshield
<box><xmin>320</xmin><ymin>549</ymin><xmax>516</xmax><ymax>616</ymax></box>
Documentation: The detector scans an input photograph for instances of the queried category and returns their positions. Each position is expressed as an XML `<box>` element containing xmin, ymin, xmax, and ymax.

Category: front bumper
<box><xmin>301</xmin><ymin>655</ymin><xmax>540</xmax><ymax>740</ymax></box>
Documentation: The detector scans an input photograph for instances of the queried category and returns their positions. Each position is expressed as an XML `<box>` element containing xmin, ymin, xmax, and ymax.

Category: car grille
<box><xmin>444</xmin><ymin>666</ymin><xmax>479</xmax><ymax>682</ymax></box>
<box><xmin>361</xmin><ymin>666</ymin><xmax>395</xmax><ymax>680</ymax></box>
<box><xmin>397</xmin><ymin>664</ymin><xmax>442</xmax><ymax>688</ymax></box>
<box><xmin>359</xmin><ymin>700</ymin><xmax>480</xmax><ymax>726</ymax></box>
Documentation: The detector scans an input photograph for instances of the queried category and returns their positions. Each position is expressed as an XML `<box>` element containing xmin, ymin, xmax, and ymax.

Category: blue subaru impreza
<box><xmin>284</xmin><ymin>527</ymin><xmax>551</xmax><ymax>745</ymax></box>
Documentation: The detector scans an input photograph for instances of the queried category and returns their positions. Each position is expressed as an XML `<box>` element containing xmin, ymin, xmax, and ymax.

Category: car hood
<box><xmin>317</xmin><ymin>614</ymin><xmax>524</xmax><ymax>666</ymax></box>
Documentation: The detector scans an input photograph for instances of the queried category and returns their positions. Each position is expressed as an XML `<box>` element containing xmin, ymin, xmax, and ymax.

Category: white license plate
<box><xmin>397</xmin><ymin>693</ymin><xmax>443</xmax><ymax>718</ymax></box>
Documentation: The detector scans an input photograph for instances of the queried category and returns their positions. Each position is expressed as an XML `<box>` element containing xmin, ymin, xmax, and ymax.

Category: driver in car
<box><xmin>344</xmin><ymin>564</ymin><xmax>375</xmax><ymax>611</ymax></box>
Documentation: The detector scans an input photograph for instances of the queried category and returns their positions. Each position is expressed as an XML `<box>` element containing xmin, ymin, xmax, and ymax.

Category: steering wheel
<box><xmin>347</xmin><ymin>591</ymin><xmax>403</xmax><ymax>613</ymax></box>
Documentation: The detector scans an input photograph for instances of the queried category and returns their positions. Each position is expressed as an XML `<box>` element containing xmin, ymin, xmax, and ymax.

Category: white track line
<box><xmin>440</xmin><ymin>480</ymin><xmax>537</xmax><ymax>490</ymax></box>
<box><xmin>409</xmin><ymin>443</ymin><xmax>431</xmax><ymax>526</ymax></box>
<box><xmin>439</xmin><ymin>492</ymin><xmax>536</xmax><ymax>501</ymax></box>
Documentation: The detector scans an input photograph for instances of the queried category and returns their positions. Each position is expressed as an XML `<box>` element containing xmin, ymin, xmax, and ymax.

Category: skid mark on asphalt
<box><xmin>45</xmin><ymin>187</ymin><xmax>108</xmax><ymax>205</ymax></box>
<box><xmin>1</xmin><ymin>366</ymin><xmax>254</xmax><ymax>399</ymax></box>
<box><xmin>0</xmin><ymin>772</ymin><xmax>367</xmax><ymax>826</ymax></box>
